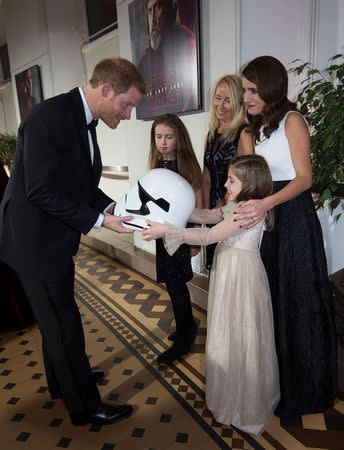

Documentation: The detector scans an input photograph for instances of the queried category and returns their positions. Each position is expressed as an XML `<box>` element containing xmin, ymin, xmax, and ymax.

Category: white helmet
<box><xmin>114</xmin><ymin>168</ymin><xmax>195</xmax><ymax>231</ymax></box>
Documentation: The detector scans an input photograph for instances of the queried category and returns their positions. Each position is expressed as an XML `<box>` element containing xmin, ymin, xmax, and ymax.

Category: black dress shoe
<box><xmin>70</xmin><ymin>403</ymin><xmax>133</xmax><ymax>426</ymax></box>
<box><xmin>167</xmin><ymin>330</ymin><xmax>177</xmax><ymax>341</ymax></box>
<box><xmin>50</xmin><ymin>369</ymin><xmax>105</xmax><ymax>399</ymax></box>
<box><xmin>92</xmin><ymin>369</ymin><xmax>105</xmax><ymax>383</ymax></box>
<box><xmin>167</xmin><ymin>325</ymin><xmax>198</xmax><ymax>342</ymax></box>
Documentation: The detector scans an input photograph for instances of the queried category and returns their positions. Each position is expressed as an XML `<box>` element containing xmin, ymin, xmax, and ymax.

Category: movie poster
<box><xmin>15</xmin><ymin>65</ymin><xmax>43</xmax><ymax>120</ymax></box>
<box><xmin>129</xmin><ymin>0</ymin><xmax>202</xmax><ymax>119</ymax></box>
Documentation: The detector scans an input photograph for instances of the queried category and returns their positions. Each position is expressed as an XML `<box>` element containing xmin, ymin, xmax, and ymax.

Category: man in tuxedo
<box><xmin>0</xmin><ymin>58</ymin><xmax>146</xmax><ymax>426</ymax></box>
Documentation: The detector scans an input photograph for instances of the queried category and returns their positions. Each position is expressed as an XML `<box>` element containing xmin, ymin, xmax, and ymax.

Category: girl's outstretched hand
<box><xmin>142</xmin><ymin>220</ymin><xmax>166</xmax><ymax>241</ymax></box>
<box><xmin>233</xmin><ymin>198</ymin><xmax>268</xmax><ymax>229</ymax></box>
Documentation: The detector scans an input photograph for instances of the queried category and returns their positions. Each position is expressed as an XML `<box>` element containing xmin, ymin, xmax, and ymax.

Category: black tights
<box><xmin>165</xmin><ymin>280</ymin><xmax>196</xmax><ymax>344</ymax></box>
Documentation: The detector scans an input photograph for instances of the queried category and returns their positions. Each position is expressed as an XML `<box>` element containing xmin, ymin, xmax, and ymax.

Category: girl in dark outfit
<box><xmin>148</xmin><ymin>114</ymin><xmax>203</xmax><ymax>364</ymax></box>
<box><xmin>202</xmin><ymin>75</ymin><xmax>253</xmax><ymax>268</ymax></box>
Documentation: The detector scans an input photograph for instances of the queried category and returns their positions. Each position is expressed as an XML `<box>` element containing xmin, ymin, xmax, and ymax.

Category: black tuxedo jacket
<box><xmin>0</xmin><ymin>88</ymin><xmax>113</xmax><ymax>280</ymax></box>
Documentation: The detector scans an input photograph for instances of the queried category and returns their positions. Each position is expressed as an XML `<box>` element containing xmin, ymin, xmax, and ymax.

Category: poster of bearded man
<box><xmin>129</xmin><ymin>0</ymin><xmax>202</xmax><ymax>119</ymax></box>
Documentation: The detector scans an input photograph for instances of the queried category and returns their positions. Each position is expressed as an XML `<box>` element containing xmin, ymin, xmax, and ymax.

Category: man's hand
<box><xmin>102</xmin><ymin>215</ymin><xmax>134</xmax><ymax>233</ymax></box>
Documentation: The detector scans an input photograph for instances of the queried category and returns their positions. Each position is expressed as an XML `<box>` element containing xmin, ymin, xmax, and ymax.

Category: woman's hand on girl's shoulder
<box><xmin>142</xmin><ymin>220</ymin><xmax>166</xmax><ymax>241</ymax></box>
<box><xmin>233</xmin><ymin>198</ymin><xmax>269</xmax><ymax>229</ymax></box>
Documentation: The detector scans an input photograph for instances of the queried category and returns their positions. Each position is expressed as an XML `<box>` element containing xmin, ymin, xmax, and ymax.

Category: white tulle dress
<box><xmin>164</xmin><ymin>202</ymin><xmax>280</xmax><ymax>435</ymax></box>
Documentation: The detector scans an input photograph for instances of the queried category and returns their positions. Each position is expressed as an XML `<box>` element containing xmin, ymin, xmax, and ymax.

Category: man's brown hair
<box><xmin>90</xmin><ymin>58</ymin><xmax>147</xmax><ymax>95</ymax></box>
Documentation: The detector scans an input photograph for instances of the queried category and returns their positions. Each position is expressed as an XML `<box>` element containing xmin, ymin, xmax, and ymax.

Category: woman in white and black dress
<box><xmin>236</xmin><ymin>55</ymin><xmax>336</xmax><ymax>419</ymax></box>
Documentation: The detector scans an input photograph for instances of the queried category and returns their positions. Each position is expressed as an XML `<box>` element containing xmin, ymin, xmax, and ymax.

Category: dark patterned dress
<box><xmin>204</xmin><ymin>125</ymin><xmax>247</xmax><ymax>209</ymax></box>
<box><xmin>203</xmin><ymin>125</ymin><xmax>247</xmax><ymax>267</ymax></box>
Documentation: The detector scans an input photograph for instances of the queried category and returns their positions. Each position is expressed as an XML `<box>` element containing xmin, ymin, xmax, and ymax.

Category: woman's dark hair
<box><xmin>242</xmin><ymin>55</ymin><xmax>296</xmax><ymax>142</ymax></box>
<box><xmin>228</xmin><ymin>154</ymin><xmax>274</xmax><ymax>230</ymax></box>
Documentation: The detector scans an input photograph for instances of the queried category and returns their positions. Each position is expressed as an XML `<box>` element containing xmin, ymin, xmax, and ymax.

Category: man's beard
<box><xmin>150</xmin><ymin>29</ymin><xmax>162</xmax><ymax>51</ymax></box>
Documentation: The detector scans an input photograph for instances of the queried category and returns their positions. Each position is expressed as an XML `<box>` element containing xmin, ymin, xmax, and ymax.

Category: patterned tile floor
<box><xmin>1</xmin><ymin>244</ymin><xmax>344</xmax><ymax>449</ymax></box>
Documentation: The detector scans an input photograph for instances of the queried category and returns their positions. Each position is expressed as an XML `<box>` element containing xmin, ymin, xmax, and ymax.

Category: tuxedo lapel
<box><xmin>68</xmin><ymin>88</ymin><xmax>93</xmax><ymax>165</ymax></box>
<box><xmin>68</xmin><ymin>88</ymin><xmax>103</xmax><ymax>184</ymax></box>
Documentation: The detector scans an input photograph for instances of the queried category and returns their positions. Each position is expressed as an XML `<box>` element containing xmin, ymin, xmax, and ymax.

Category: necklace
<box><xmin>160</xmin><ymin>159</ymin><xmax>177</xmax><ymax>171</ymax></box>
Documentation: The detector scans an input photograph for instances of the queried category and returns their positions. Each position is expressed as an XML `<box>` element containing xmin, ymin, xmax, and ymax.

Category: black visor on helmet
<box><xmin>125</xmin><ymin>181</ymin><xmax>170</xmax><ymax>216</ymax></box>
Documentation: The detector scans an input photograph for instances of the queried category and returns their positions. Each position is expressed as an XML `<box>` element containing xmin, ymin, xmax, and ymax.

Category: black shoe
<box><xmin>157</xmin><ymin>343</ymin><xmax>191</xmax><ymax>365</ymax></box>
<box><xmin>92</xmin><ymin>369</ymin><xmax>105</xmax><ymax>384</ymax></box>
<box><xmin>167</xmin><ymin>331</ymin><xmax>177</xmax><ymax>341</ymax></box>
<box><xmin>70</xmin><ymin>403</ymin><xmax>133</xmax><ymax>426</ymax></box>
<box><xmin>167</xmin><ymin>325</ymin><xmax>198</xmax><ymax>342</ymax></box>
<box><xmin>50</xmin><ymin>369</ymin><xmax>105</xmax><ymax>399</ymax></box>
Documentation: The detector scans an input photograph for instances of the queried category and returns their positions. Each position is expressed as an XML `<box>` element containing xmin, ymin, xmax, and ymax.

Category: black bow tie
<box><xmin>87</xmin><ymin>119</ymin><xmax>98</xmax><ymax>130</ymax></box>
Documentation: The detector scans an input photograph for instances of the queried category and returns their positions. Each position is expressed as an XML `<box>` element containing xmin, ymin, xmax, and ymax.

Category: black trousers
<box><xmin>18</xmin><ymin>265</ymin><xmax>101</xmax><ymax>416</ymax></box>
<box><xmin>165</xmin><ymin>280</ymin><xmax>196</xmax><ymax>343</ymax></box>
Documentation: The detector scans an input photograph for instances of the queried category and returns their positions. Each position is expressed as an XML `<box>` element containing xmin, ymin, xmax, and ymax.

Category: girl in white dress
<box><xmin>142</xmin><ymin>155</ymin><xmax>280</xmax><ymax>435</ymax></box>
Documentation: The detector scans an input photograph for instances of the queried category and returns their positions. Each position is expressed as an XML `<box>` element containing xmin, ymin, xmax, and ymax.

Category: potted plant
<box><xmin>0</xmin><ymin>132</ymin><xmax>17</xmax><ymax>169</ymax></box>
<box><xmin>291</xmin><ymin>53</ymin><xmax>344</xmax><ymax>222</ymax></box>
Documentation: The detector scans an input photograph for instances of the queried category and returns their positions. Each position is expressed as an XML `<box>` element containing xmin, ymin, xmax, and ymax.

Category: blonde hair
<box><xmin>208</xmin><ymin>74</ymin><xmax>246</xmax><ymax>143</ymax></box>
<box><xmin>148</xmin><ymin>114</ymin><xmax>202</xmax><ymax>191</ymax></box>
<box><xmin>228</xmin><ymin>155</ymin><xmax>274</xmax><ymax>231</ymax></box>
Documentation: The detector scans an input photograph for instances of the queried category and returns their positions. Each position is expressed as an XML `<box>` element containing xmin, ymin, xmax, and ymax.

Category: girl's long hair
<box><xmin>242</xmin><ymin>55</ymin><xmax>296</xmax><ymax>143</ymax></box>
<box><xmin>148</xmin><ymin>114</ymin><xmax>202</xmax><ymax>191</ymax></box>
<box><xmin>208</xmin><ymin>74</ymin><xmax>246</xmax><ymax>143</ymax></box>
<box><xmin>228</xmin><ymin>155</ymin><xmax>274</xmax><ymax>231</ymax></box>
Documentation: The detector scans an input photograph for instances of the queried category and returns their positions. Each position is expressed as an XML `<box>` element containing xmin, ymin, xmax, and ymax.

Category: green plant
<box><xmin>291</xmin><ymin>53</ymin><xmax>344</xmax><ymax>222</ymax></box>
<box><xmin>0</xmin><ymin>132</ymin><xmax>17</xmax><ymax>166</ymax></box>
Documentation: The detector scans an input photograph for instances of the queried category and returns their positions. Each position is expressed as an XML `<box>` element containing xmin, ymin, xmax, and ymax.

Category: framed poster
<box><xmin>129</xmin><ymin>0</ymin><xmax>202</xmax><ymax>119</ymax></box>
<box><xmin>15</xmin><ymin>65</ymin><xmax>43</xmax><ymax>120</ymax></box>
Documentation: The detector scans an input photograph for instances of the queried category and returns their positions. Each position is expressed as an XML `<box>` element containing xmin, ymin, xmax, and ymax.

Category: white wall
<box><xmin>45</xmin><ymin>0</ymin><xmax>88</xmax><ymax>95</ymax></box>
<box><xmin>317</xmin><ymin>0</ymin><xmax>341</xmax><ymax>68</ymax></box>
<box><xmin>0</xmin><ymin>83</ymin><xmax>17</xmax><ymax>133</ymax></box>
<box><xmin>241</xmin><ymin>0</ymin><xmax>316</xmax><ymax>100</ymax></box>
<box><xmin>4</xmin><ymin>0</ymin><xmax>87</xmax><ymax>124</ymax></box>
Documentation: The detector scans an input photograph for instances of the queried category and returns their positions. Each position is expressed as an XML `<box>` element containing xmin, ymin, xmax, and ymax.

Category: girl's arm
<box><xmin>189</xmin><ymin>187</ymin><xmax>204</xmax><ymax>257</ymax></box>
<box><xmin>201</xmin><ymin>135</ymin><xmax>211</xmax><ymax>209</ymax></box>
<box><xmin>234</xmin><ymin>112</ymin><xmax>312</xmax><ymax>228</ymax></box>
<box><xmin>189</xmin><ymin>207</ymin><xmax>223</xmax><ymax>224</ymax></box>
<box><xmin>195</xmin><ymin>187</ymin><xmax>203</xmax><ymax>209</ymax></box>
<box><xmin>201</xmin><ymin>165</ymin><xmax>211</xmax><ymax>209</ymax></box>
<box><xmin>142</xmin><ymin>214</ymin><xmax>245</xmax><ymax>255</ymax></box>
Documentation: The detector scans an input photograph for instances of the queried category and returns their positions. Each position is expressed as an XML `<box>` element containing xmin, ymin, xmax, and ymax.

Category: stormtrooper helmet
<box><xmin>114</xmin><ymin>168</ymin><xmax>195</xmax><ymax>231</ymax></box>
